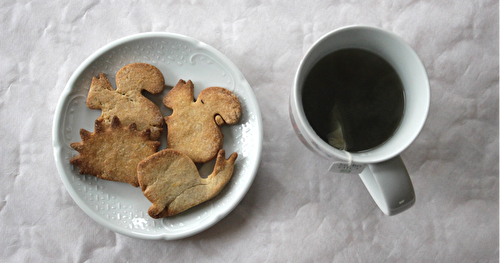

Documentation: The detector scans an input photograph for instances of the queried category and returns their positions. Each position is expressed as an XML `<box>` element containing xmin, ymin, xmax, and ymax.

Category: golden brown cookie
<box><xmin>163</xmin><ymin>79</ymin><xmax>242</xmax><ymax>163</ymax></box>
<box><xmin>137</xmin><ymin>148</ymin><xmax>238</xmax><ymax>218</ymax></box>
<box><xmin>70</xmin><ymin>116</ymin><xmax>161</xmax><ymax>187</ymax></box>
<box><xmin>86</xmin><ymin>63</ymin><xmax>165</xmax><ymax>140</ymax></box>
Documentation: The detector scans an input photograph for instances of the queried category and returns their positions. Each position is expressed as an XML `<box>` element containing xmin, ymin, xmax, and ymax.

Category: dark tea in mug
<box><xmin>301</xmin><ymin>48</ymin><xmax>405</xmax><ymax>152</ymax></box>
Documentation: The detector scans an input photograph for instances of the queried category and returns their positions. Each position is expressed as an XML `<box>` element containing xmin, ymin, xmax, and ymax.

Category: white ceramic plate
<box><xmin>52</xmin><ymin>32</ymin><xmax>263</xmax><ymax>240</ymax></box>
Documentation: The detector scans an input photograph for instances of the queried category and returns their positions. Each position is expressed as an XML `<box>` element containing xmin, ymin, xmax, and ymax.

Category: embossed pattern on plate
<box><xmin>52</xmin><ymin>33</ymin><xmax>262</xmax><ymax>240</ymax></box>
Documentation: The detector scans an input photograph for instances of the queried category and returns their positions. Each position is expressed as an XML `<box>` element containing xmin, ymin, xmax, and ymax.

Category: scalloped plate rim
<box><xmin>52</xmin><ymin>32</ymin><xmax>263</xmax><ymax>240</ymax></box>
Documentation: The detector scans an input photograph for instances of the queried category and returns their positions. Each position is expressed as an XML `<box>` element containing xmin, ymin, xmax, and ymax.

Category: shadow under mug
<box><xmin>289</xmin><ymin>26</ymin><xmax>430</xmax><ymax>215</ymax></box>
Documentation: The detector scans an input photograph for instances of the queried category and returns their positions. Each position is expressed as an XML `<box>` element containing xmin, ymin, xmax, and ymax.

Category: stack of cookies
<box><xmin>70</xmin><ymin>63</ymin><xmax>242</xmax><ymax>218</ymax></box>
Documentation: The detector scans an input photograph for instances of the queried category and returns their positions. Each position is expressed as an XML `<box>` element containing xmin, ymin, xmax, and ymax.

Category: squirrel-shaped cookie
<box><xmin>87</xmin><ymin>63</ymin><xmax>165</xmax><ymax>140</ymax></box>
<box><xmin>138</xmin><ymin>149</ymin><xmax>237</xmax><ymax>218</ymax></box>
<box><xmin>163</xmin><ymin>79</ymin><xmax>242</xmax><ymax>163</ymax></box>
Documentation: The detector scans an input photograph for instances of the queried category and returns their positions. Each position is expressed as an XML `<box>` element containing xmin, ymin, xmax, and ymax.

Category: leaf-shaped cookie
<box><xmin>137</xmin><ymin>148</ymin><xmax>237</xmax><ymax>218</ymax></box>
<box><xmin>86</xmin><ymin>63</ymin><xmax>165</xmax><ymax>140</ymax></box>
<box><xmin>163</xmin><ymin>79</ymin><xmax>242</xmax><ymax>163</ymax></box>
<box><xmin>70</xmin><ymin>116</ymin><xmax>161</xmax><ymax>187</ymax></box>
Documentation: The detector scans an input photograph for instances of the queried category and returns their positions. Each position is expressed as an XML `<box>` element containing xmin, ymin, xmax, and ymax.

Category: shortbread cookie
<box><xmin>70</xmin><ymin>116</ymin><xmax>161</xmax><ymax>187</ymax></box>
<box><xmin>137</xmin><ymin>149</ymin><xmax>238</xmax><ymax>218</ymax></box>
<box><xmin>163</xmin><ymin>79</ymin><xmax>242</xmax><ymax>163</ymax></box>
<box><xmin>86</xmin><ymin>63</ymin><xmax>165</xmax><ymax>140</ymax></box>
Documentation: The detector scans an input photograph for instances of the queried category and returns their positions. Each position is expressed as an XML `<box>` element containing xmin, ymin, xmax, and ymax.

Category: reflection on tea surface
<box><xmin>302</xmin><ymin>48</ymin><xmax>405</xmax><ymax>152</ymax></box>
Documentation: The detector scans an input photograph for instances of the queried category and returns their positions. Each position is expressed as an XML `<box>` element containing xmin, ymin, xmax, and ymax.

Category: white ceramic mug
<box><xmin>289</xmin><ymin>26</ymin><xmax>430</xmax><ymax>215</ymax></box>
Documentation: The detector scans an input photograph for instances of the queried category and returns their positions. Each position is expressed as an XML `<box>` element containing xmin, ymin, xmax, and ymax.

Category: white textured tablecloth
<box><xmin>1</xmin><ymin>0</ymin><xmax>498</xmax><ymax>262</ymax></box>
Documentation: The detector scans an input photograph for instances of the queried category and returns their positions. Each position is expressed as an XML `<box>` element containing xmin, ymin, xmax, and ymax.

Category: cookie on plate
<box><xmin>70</xmin><ymin>116</ymin><xmax>161</xmax><ymax>187</ymax></box>
<box><xmin>137</xmin><ymin>148</ymin><xmax>237</xmax><ymax>218</ymax></box>
<box><xmin>163</xmin><ymin>79</ymin><xmax>241</xmax><ymax>163</ymax></box>
<box><xmin>86</xmin><ymin>63</ymin><xmax>165</xmax><ymax>140</ymax></box>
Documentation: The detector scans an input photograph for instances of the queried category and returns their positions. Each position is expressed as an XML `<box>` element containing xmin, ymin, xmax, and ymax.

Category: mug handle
<box><xmin>358</xmin><ymin>155</ymin><xmax>415</xmax><ymax>215</ymax></box>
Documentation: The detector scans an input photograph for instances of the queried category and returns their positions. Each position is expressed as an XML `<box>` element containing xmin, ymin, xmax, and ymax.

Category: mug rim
<box><xmin>291</xmin><ymin>25</ymin><xmax>430</xmax><ymax>164</ymax></box>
